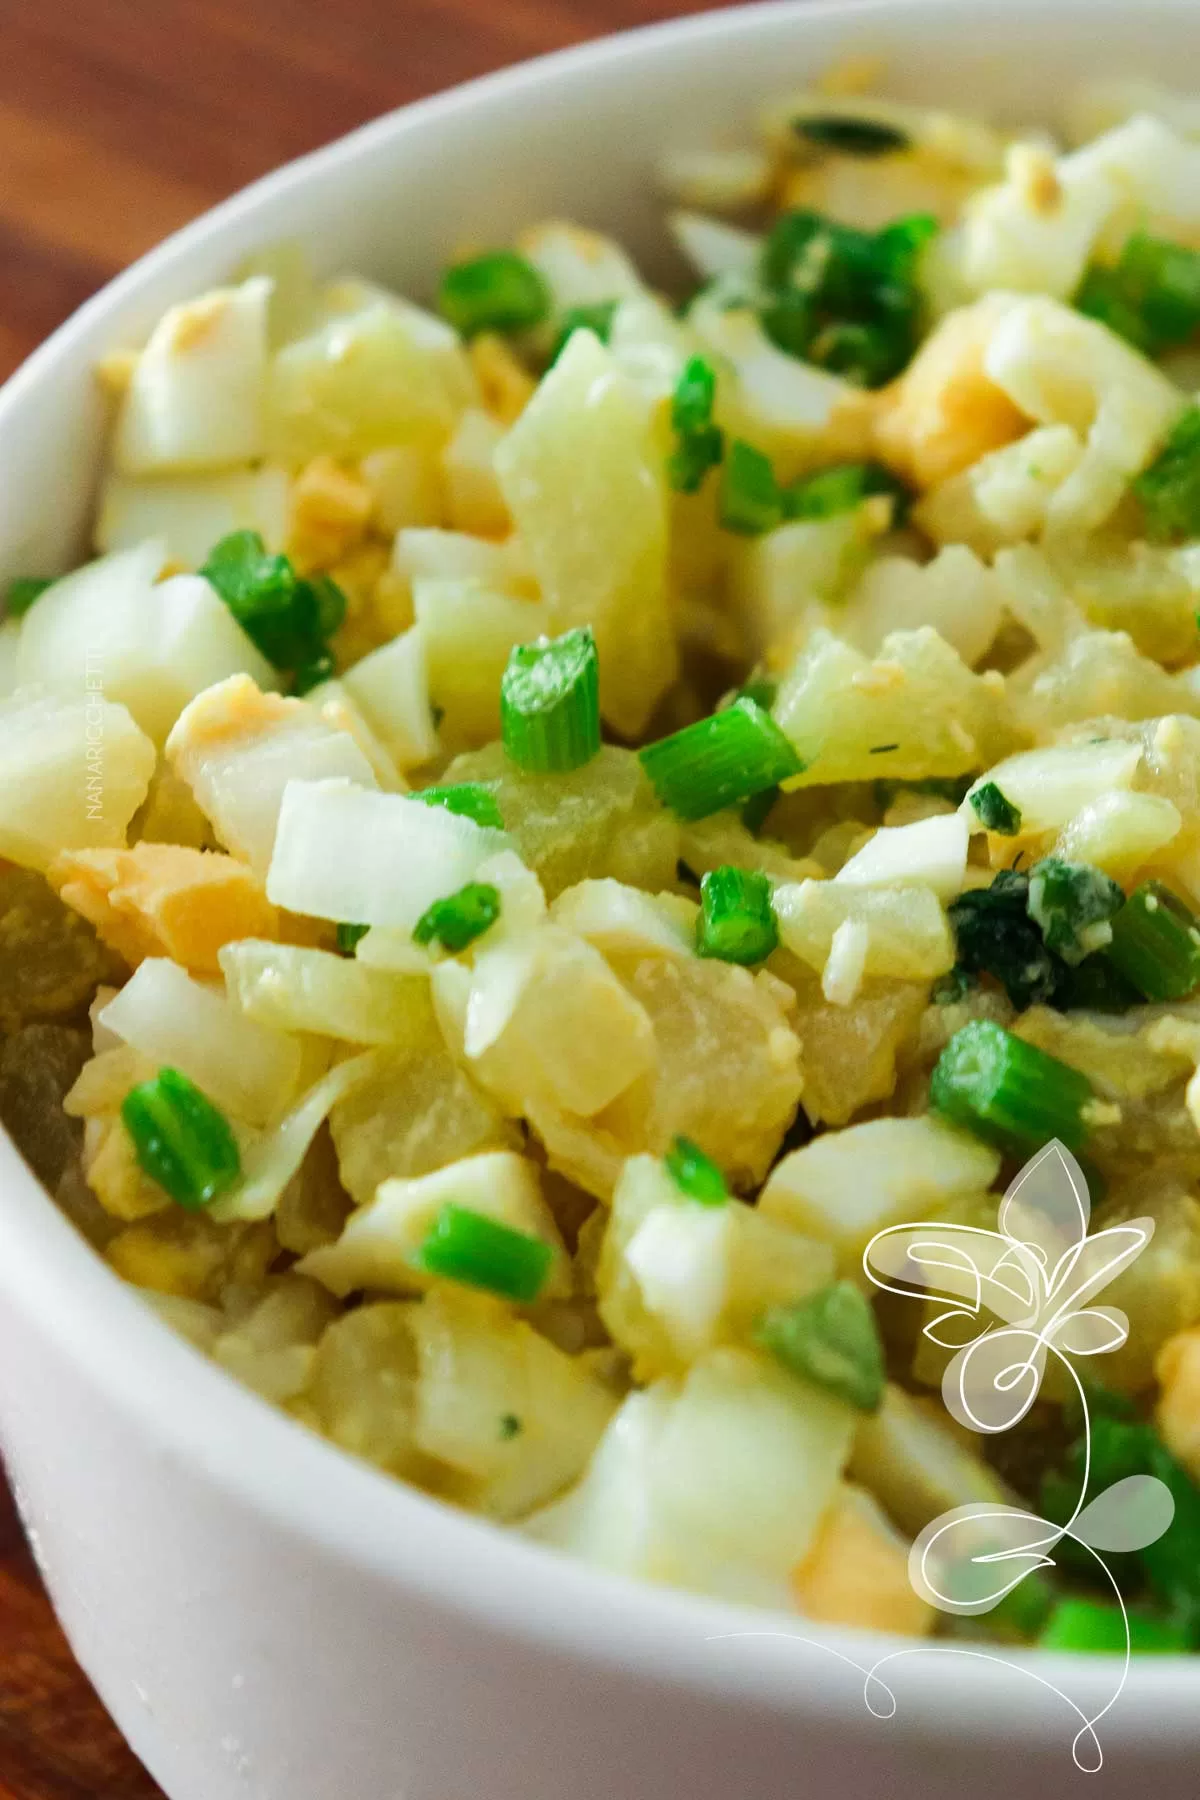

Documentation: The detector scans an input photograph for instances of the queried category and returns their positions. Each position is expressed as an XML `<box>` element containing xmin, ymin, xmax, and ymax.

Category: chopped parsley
<box><xmin>1076</xmin><ymin>231</ymin><xmax>1200</xmax><ymax>357</ymax></box>
<box><xmin>947</xmin><ymin>869</ymin><xmax>1062</xmax><ymax>1010</ymax></box>
<box><xmin>1026</xmin><ymin>858</ymin><xmax>1124</xmax><ymax>966</ymax></box>
<box><xmin>970</xmin><ymin>781</ymin><xmax>1022</xmax><ymax>836</ymax></box>
<box><xmin>792</xmin><ymin>115</ymin><xmax>911</xmax><ymax>157</ymax></box>
<box><xmin>757</xmin><ymin>209</ymin><xmax>938</xmax><ymax>387</ymax></box>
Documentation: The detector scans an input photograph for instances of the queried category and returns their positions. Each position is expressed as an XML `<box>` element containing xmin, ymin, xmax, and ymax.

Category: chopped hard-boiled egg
<box><xmin>113</xmin><ymin>278</ymin><xmax>272</xmax><ymax>473</ymax></box>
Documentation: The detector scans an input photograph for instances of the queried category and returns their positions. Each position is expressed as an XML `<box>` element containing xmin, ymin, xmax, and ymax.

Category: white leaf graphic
<box><xmin>943</xmin><ymin>1325</ymin><xmax>1047</xmax><ymax>1434</ymax></box>
<box><xmin>922</xmin><ymin>1306</ymin><xmax>986</xmax><ymax>1351</ymax></box>
<box><xmin>1049</xmin><ymin>1305</ymin><xmax>1129</xmax><ymax>1358</ymax></box>
<box><xmin>864</xmin><ymin>1223</ymin><xmax>1039</xmax><ymax>1327</ymax></box>
<box><xmin>910</xmin><ymin>1502</ymin><xmax>1059</xmax><ymax>1615</ymax></box>
<box><xmin>1044</xmin><ymin>1221</ymin><xmax>1155</xmax><ymax>1316</ymax></box>
<box><xmin>998</xmin><ymin>1139</ymin><xmax>1091</xmax><ymax>1267</ymax></box>
<box><xmin>1072</xmin><ymin>1475</ymin><xmax>1176</xmax><ymax>1554</ymax></box>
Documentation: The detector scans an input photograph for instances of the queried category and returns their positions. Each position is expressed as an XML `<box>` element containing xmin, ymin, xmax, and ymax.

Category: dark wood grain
<box><xmin>0</xmin><ymin>5</ymin><xmax>768</xmax><ymax>1791</ymax></box>
<box><xmin>0</xmin><ymin>0</ymin><xmax>740</xmax><ymax>380</ymax></box>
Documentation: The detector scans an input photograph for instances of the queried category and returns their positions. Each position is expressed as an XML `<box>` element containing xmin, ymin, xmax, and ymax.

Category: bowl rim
<box><xmin>2</xmin><ymin>0</ymin><xmax>1200</xmax><ymax>1747</ymax></box>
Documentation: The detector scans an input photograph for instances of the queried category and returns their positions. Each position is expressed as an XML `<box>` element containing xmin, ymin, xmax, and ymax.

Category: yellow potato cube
<box><xmin>495</xmin><ymin>328</ymin><xmax>675</xmax><ymax>737</ymax></box>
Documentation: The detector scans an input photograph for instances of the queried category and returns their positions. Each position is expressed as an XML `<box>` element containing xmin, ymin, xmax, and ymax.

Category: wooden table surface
<box><xmin>0</xmin><ymin>4</ymin><xmax>742</xmax><ymax>1792</ymax></box>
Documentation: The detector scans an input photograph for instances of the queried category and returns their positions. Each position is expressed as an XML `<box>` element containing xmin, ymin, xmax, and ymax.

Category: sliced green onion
<box><xmin>293</xmin><ymin>649</ymin><xmax>336</xmax><ymax>695</ymax></box>
<box><xmin>436</xmin><ymin>251</ymin><xmax>550</xmax><ymax>338</ymax></box>
<box><xmin>735</xmin><ymin>673</ymin><xmax>778</xmax><ymax>712</ymax></box>
<box><xmin>5</xmin><ymin>576</ymin><xmax>52</xmax><ymax>617</ymax></box>
<box><xmin>1106</xmin><ymin>879</ymin><xmax>1200</xmax><ymax>1001</ymax></box>
<box><xmin>415</xmin><ymin>782</ymin><xmax>504</xmax><ymax>830</ymax></box>
<box><xmin>1054</xmin><ymin>955</ymin><xmax>1141</xmax><ymax>1014</ymax></box>
<box><xmin>336</xmin><ymin>922</ymin><xmax>369</xmax><ymax>955</ymax></box>
<box><xmin>696</xmin><ymin>865</ymin><xmax>778</xmax><ymax>965</ymax></box>
<box><xmin>414</xmin><ymin>1202</ymin><xmax>553</xmax><ymax>1302</ymax></box>
<box><xmin>673</xmin><ymin>354</ymin><xmax>718</xmax><ymax>434</ymax></box>
<box><xmin>740</xmin><ymin>784</ymin><xmax>780</xmax><ymax>836</ymax></box>
<box><xmin>669</xmin><ymin>424</ymin><xmax>725</xmax><ymax>494</ymax></box>
<box><xmin>1027</xmin><ymin>858</ymin><xmax>1124</xmax><ymax>966</ymax></box>
<box><xmin>638</xmin><ymin>697</ymin><xmax>803</xmax><ymax>821</ymax></box>
<box><xmin>932</xmin><ymin>966</ymin><xmax>976</xmax><ymax>1006</ymax></box>
<box><xmin>501</xmin><ymin>626</ymin><xmax>601</xmax><ymax>773</ymax></box>
<box><xmin>969</xmin><ymin>781</ymin><xmax>1022</xmax><ymax>836</ymax></box>
<box><xmin>758</xmin><ymin>289</ymin><xmax>817</xmax><ymax>360</ymax></box>
<box><xmin>977</xmin><ymin>1567</ymin><xmax>1056</xmax><ymax>1644</ymax></box>
<box><xmin>793</xmin><ymin>115</ymin><xmax>911</xmax><ymax>156</ymax></box>
<box><xmin>809</xmin><ymin>317</ymin><xmax>909</xmax><ymax>386</ymax></box>
<box><xmin>782</xmin><ymin>460</ymin><xmax>909</xmax><ymax>522</ymax></box>
<box><xmin>930</xmin><ymin>1019</ymin><xmax>1094</xmax><ymax>1156</ymax></box>
<box><xmin>1038</xmin><ymin>1598</ymin><xmax>1188</xmax><ymax>1656</ymax></box>
<box><xmin>1076</xmin><ymin>230</ymin><xmax>1200</xmax><ymax>357</ymax></box>
<box><xmin>550</xmin><ymin>300</ymin><xmax>619</xmax><ymax>362</ymax></box>
<box><xmin>201</xmin><ymin>530</ymin><xmax>299</xmax><ymax>656</ymax></box>
<box><xmin>1042</xmin><ymin>1392</ymin><xmax>1200</xmax><ymax>1640</ymax></box>
<box><xmin>668</xmin><ymin>356</ymin><xmax>724</xmax><ymax>494</ymax></box>
<box><xmin>499</xmin><ymin>1411</ymin><xmax>523</xmax><ymax>1439</ymax></box>
<box><xmin>1133</xmin><ymin>404</ymin><xmax>1200</xmax><ymax>541</ymax></box>
<box><xmin>412</xmin><ymin>881</ymin><xmax>501</xmax><ymax>954</ymax></box>
<box><xmin>757</xmin><ymin>1280</ymin><xmax>886</xmax><ymax>1413</ymax></box>
<box><xmin>200</xmin><ymin>531</ymin><xmax>345</xmax><ymax>674</ymax></box>
<box><xmin>664</xmin><ymin>1135</ymin><xmax>728</xmax><ymax>1205</ymax></box>
<box><xmin>719</xmin><ymin>439</ymin><xmax>783</xmax><ymax>534</ymax></box>
<box><xmin>306</xmin><ymin>570</ymin><xmax>347</xmax><ymax>638</ymax></box>
<box><xmin>758</xmin><ymin>208</ymin><xmax>937</xmax><ymax>387</ymax></box>
<box><xmin>121</xmin><ymin>1067</ymin><xmax>241</xmax><ymax>1211</ymax></box>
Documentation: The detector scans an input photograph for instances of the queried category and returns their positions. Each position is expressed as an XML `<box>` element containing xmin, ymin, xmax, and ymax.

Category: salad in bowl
<box><xmin>5</xmin><ymin>61</ymin><xmax>1200</xmax><ymax>1661</ymax></box>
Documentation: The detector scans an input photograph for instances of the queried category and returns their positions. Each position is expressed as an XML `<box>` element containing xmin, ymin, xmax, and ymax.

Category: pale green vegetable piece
<box><xmin>95</xmin><ymin>467</ymin><xmax>290</xmax><ymax>567</ymax></box>
<box><xmin>774</xmin><ymin>627</ymin><xmax>1014</xmax><ymax>787</ymax></box>
<box><xmin>773</xmin><ymin>879</ymin><xmax>955</xmax><ymax>983</ymax></box>
<box><xmin>760</xmin><ymin>1116</ymin><xmax>1000</xmax><ymax>1277</ymax></box>
<box><xmin>413</xmin><ymin>577</ymin><xmax>552</xmax><ymax>751</ymax></box>
<box><xmin>468</xmin><ymin>925</ymin><xmax>657</xmax><ymax>1117</ymax></box>
<box><xmin>305</xmin><ymin>1303</ymin><xmax>428</xmax><ymax>1479</ymax></box>
<box><xmin>410</xmin><ymin>1286</ymin><xmax>618</xmax><ymax>1520</ymax></box>
<box><xmin>300</xmin><ymin>1150</ymin><xmax>568</xmax><ymax>1300</ymax></box>
<box><xmin>266</xmin><ymin>302</ymin><xmax>461</xmax><ymax>465</ymax></box>
<box><xmin>328</xmin><ymin>1028</ymin><xmax>515</xmax><ymax>1207</ymax></box>
<box><xmin>495</xmin><ymin>328</ymin><xmax>675</xmax><ymax>737</ymax></box>
<box><xmin>219</xmin><ymin>940</ymin><xmax>432</xmax><ymax>1046</ymax></box>
<box><xmin>445</xmin><ymin>742</ymin><xmax>679</xmax><ymax>901</ymax></box>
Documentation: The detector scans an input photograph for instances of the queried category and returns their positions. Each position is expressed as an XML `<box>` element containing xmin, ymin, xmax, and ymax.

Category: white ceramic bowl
<box><xmin>2</xmin><ymin>3</ymin><xmax>1200</xmax><ymax>1795</ymax></box>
